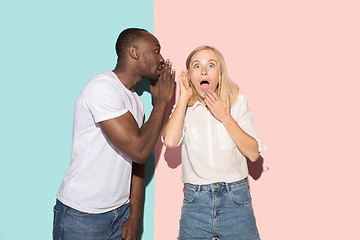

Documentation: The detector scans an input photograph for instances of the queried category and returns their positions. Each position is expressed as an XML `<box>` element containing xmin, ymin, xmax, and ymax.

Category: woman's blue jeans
<box><xmin>53</xmin><ymin>199</ymin><xmax>130</xmax><ymax>240</ymax></box>
<box><xmin>178</xmin><ymin>178</ymin><xmax>260</xmax><ymax>240</ymax></box>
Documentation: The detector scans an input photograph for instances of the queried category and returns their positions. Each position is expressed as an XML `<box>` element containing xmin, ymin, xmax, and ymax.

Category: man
<box><xmin>53</xmin><ymin>28</ymin><xmax>175</xmax><ymax>240</ymax></box>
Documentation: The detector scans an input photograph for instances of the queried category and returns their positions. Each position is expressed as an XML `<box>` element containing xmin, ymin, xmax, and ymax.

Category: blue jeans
<box><xmin>178</xmin><ymin>179</ymin><xmax>260</xmax><ymax>240</ymax></box>
<box><xmin>53</xmin><ymin>199</ymin><xmax>130</xmax><ymax>240</ymax></box>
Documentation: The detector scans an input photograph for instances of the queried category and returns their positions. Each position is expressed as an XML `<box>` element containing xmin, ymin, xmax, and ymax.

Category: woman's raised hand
<box><xmin>178</xmin><ymin>70</ymin><xmax>193</xmax><ymax>103</ymax></box>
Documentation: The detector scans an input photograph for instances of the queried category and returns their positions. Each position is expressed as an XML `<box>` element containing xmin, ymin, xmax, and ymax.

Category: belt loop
<box><xmin>225</xmin><ymin>182</ymin><xmax>230</xmax><ymax>193</ymax></box>
<box><xmin>197</xmin><ymin>184</ymin><xmax>201</xmax><ymax>193</ymax></box>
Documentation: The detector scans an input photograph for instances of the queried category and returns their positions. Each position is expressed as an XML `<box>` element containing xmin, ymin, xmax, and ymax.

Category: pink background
<box><xmin>154</xmin><ymin>0</ymin><xmax>360</xmax><ymax>239</ymax></box>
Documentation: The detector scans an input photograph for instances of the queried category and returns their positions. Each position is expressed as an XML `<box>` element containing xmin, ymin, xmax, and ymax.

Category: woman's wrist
<box><xmin>178</xmin><ymin>94</ymin><xmax>190</xmax><ymax>104</ymax></box>
<box><xmin>221</xmin><ymin>114</ymin><xmax>233</xmax><ymax>125</ymax></box>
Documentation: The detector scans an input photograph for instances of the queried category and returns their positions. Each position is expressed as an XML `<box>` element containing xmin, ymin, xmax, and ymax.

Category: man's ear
<box><xmin>129</xmin><ymin>47</ymin><xmax>139</xmax><ymax>60</ymax></box>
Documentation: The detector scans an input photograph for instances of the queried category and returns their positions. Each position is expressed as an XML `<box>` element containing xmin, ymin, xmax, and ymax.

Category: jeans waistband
<box><xmin>185</xmin><ymin>178</ymin><xmax>248</xmax><ymax>193</ymax></box>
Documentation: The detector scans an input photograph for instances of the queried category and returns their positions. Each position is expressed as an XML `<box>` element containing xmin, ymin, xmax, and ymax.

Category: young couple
<box><xmin>53</xmin><ymin>28</ymin><xmax>263</xmax><ymax>240</ymax></box>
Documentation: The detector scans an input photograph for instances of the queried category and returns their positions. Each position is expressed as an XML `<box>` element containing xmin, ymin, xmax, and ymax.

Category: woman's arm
<box><xmin>162</xmin><ymin>71</ymin><xmax>193</xmax><ymax>148</ymax></box>
<box><xmin>204</xmin><ymin>90</ymin><xmax>260</xmax><ymax>162</ymax></box>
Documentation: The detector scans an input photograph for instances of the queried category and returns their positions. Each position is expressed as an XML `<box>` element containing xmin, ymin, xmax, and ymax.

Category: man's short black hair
<box><xmin>115</xmin><ymin>28</ymin><xmax>147</xmax><ymax>60</ymax></box>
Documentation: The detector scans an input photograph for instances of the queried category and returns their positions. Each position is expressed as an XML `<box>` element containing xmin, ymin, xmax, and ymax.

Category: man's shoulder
<box><xmin>83</xmin><ymin>71</ymin><xmax>119</xmax><ymax>92</ymax></box>
<box><xmin>88</xmin><ymin>71</ymin><xmax>116</xmax><ymax>85</ymax></box>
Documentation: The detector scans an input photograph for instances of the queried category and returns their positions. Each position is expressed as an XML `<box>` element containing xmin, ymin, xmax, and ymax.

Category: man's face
<box><xmin>138</xmin><ymin>32</ymin><xmax>165</xmax><ymax>85</ymax></box>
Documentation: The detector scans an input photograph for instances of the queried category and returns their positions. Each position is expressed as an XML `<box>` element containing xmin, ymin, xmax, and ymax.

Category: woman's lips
<box><xmin>200</xmin><ymin>80</ymin><xmax>209</xmax><ymax>92</ymax></box>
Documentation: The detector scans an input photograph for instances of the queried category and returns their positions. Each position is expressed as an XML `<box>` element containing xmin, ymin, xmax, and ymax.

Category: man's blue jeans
<box><xmin>178</xmin><ymin>179</ymin><xmax>260</xmax><ymax>240</ymax></box>
<box><xmin>53</xmin><ymin>199</ymin><xmax>130</xmax><ymax>240</ymax></box>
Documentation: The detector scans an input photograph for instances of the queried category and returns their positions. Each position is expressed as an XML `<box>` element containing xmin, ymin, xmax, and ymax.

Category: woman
<box><xmin>162</xmin><ymin>46</ymin><xmax>264</xmax><ymax>240</ymax></box>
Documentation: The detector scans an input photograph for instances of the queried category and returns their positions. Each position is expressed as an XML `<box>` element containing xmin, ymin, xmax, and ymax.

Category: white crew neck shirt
<box><xmin>180</xmin><ymin>94</ymin><xmax>263</xmax><ymax>184</ymax></box>
<box><xmin>57</xmin><ymin>71</ymin><xmax>144</xmax><ymax>213</ymax></box>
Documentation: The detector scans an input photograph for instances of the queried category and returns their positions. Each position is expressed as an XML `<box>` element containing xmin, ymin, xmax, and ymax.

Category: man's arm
<box><xmin>121</xmin><ymin>162</ymin><xmax>145</xmax><ymax>240</ymax></box>
<box><xmin>99</xmin><ymin>61</ymin><xmax>175</xmax><ymax>164</ymax></box>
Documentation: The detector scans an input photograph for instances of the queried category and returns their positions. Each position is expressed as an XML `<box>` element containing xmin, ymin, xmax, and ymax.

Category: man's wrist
<box><xmin>128</xmin><ymin>211</ymin><xmax>142</xmax><ymax>222</ymax></box>
<box><xmin>153</xmin><ymin>98</ymin><xmax>169</xmax><ymax>108</ymax></box>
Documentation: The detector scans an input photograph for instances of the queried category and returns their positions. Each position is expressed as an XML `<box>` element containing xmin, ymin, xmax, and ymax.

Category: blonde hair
<box><xmin>185</xmin><ymin>45</ymin><xmax>239</xmax><ymax>106</ymax></box>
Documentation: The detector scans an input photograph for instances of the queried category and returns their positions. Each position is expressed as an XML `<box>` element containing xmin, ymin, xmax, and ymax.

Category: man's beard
<box><xmin>143</xmin><ymin>58</ymin><xmax>159</xmax><ymax>86</ymax></box>
<box><xmin>149</xmin><ymin>78</ymin><xmax>158</xmax><ymax>86</ymax></box>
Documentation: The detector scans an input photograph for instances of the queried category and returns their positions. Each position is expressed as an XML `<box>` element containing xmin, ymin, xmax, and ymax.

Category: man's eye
<box><xmin>155</xmin><ymin>50</ymin><xmax>160</xmax><ymax>53</ymax></box>
<box><xmin>194</xmin><ymin>64</ymin><xmax>199</xmax><ymax>68</ymax></box>
<box><xmin>209</xmin><ymin>63</ymin><xmax>215</xmax><ymax>67</ymax></box>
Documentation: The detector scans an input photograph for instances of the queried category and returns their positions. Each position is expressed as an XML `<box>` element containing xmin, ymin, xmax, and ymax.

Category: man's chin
<box><xmin>149</xmin><ymin>78</ymin><xmax>158</xmax><ymax>86</ymax></box>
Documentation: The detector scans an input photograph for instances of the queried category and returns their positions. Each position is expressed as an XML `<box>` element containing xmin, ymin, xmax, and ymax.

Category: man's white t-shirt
<box><xmin>57</xmin><ymin>71</ymin><xmax>144</xmax><ymax>214</ymax></box>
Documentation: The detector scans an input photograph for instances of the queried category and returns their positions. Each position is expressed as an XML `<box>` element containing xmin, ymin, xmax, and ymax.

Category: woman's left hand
<box><xmin>204</xmin><ymin>90</ymin><xmax>231</xmax><ymax>123</ymax></box>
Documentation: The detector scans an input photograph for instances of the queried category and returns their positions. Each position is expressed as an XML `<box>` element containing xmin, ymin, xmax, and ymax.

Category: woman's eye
<box><xmin>209</xmin><ymin>63</ymin><xmax>215</xmax><ymax>68</ymax></box>
<box><xmin>194</xmin><ymin>64</ymin><xmax>200</xmax><ymax>68</ymax></box>
<box><xmin>155</xmin><ymin>50</ymin><xmax>159</xmax><ymax>53</ymax></box>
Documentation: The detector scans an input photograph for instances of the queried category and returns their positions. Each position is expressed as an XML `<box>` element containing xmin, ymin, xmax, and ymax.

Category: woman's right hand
<box><xmin>178</xmin><ymin>70</ymin><xmax>193</xmax><ymax>102</ymax></box>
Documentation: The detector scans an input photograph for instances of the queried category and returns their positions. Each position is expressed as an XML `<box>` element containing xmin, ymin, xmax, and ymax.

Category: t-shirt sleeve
<box><xmin>236</xmin><ymin>95</ymin><xmax>265</xmax><ymax>152</ymax></box>
<box><xmin>83</xmin><ymin>79</ymin><xmax>129</xmax><ymax>123</ymax></box>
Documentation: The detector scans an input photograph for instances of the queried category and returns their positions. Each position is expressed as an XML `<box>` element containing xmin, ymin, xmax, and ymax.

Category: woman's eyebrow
<box><xmin>191</xmin><ymin>59</ymin><xmax>217</xmax><ymax>64</ymax></box>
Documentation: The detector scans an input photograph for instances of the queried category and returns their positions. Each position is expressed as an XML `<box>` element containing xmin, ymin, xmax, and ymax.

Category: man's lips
<box><xmin>157</xmin><ymin>63</ymin><xmax>164</xmax><ymax>71</ymax></box>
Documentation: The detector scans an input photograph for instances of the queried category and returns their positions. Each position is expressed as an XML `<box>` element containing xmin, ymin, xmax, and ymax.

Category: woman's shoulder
<box><xmin>233</xmin><ymin>94</ymin><xmax>249</xmax><ymax>106</ymax></box>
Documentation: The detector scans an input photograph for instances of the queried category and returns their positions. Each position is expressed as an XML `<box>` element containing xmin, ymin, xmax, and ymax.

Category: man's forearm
<box><xmin>129</xmin><ymin>163</ymin><xmax>145</xmax><ymax>221</ymax></box>
<box><xmin>136</xmin><ymin>100</ymin><xmax>168</xmax><ymax>163</ymax></box>
<box><xmin>98</xmin><ymin>100</ymin><xmax>169</xmax><ymax>165</ymax></box>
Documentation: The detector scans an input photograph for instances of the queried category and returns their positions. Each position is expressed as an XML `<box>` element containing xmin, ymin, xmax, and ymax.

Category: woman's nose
<box><xmin>201</xmin><ymin>68</ymin><xmax>207</xmax><ymax>75</ymax></box>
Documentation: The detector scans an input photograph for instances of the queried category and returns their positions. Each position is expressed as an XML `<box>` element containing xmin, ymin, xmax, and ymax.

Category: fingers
<box><xmin>204</xmin><ymin>90</ymin><xmax>218</xmax><ymax>104</ymax></box>
<box><xmin>179</xmin><ymin>72</ymin><xmax>186</xmax><ymax>87</ymax></box>
<box><xmin>225</xmin><ymin>92</ymin><xmax>230</xmax><ymax>108</ymax></box>
<box><xmin>178</xmin><ymin>71</ymin><xmax>189</xmax><ymax>90</ymax></box>
<box><xmin>163</xmin><ymin>60</ymin><xmax>176</xmax><ymax>84</ymax></box>
<box><xmin>162</xmin><ymin>60</ymin><xmax>171</xmax><ymax>80</ymax></box>
<box><xmin>178</xmin><ymin>70</ymin><xmax>186</xmax><ymax>81</ymax></box>
<box><xmin>171</xmin><ymin>69</ymin><xmax>176</xmax><ymax>82</ymax></box>
<box><xmin>121</xmin><ymin>227</ymin><xmax>128</xmax><ymax>240</ymax></box>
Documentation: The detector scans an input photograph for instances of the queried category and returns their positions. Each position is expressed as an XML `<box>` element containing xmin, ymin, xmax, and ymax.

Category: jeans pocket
<box><xmin>65</xmin><ymin>207</ymin><xmax>92</xmax><ymax>218</ymax></box>
<box><xmin>53</xmin><ymin>207</ymin><xmax>58</xmax><ymax>238</ymax></box>
<box><xmin>229</xmin><ymin>187</ymin><xmax>252</xmax><ymax>205</ymax></box>
<box><xmin>183</xmin><ymin>187</ymin><xmax>196</xmax><ymax>203</ymax></box>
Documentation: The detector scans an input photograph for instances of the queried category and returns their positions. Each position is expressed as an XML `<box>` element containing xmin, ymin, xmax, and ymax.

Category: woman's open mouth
<box><xmin>200</xmin><ymin>80</ymin><xmax>209</xmax><ymax>91</ymax></box>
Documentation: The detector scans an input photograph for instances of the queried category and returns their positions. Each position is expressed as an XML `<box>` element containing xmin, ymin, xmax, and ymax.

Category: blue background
<box><xmin>0</xmin><ymin>1</ymin><xmax>155</xmax><ymax>239</ymax></box>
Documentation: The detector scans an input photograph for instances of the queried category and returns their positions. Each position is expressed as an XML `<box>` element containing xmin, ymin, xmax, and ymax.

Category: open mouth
<box><xmin>200</xmin><ymin>80</ymin><xmax>209</xmax><ymax>91</ymax></box>
<box><xmin>200</xmin><ymin>80</ymin><xmax>209</xmax><ymax>85</ymax></box>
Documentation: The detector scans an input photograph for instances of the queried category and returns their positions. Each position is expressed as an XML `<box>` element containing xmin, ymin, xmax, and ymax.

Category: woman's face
<box><xmin>188</xmin><ymin>49</ymin><xmax>220</xmax><ymax>100</ymax></box>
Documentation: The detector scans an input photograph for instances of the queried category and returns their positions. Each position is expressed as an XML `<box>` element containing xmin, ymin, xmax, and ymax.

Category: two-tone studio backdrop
<box><xmin>1</xmin><ymin>0</ymin><xmax>359</xmax><ymax>239</ymax></box>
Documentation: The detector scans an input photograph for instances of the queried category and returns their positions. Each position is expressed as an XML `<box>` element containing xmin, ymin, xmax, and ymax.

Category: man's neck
<box><xmin>113</xmin><ymin>65</ymin><xmax>142</xmax><ymax>91</ymax></box>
